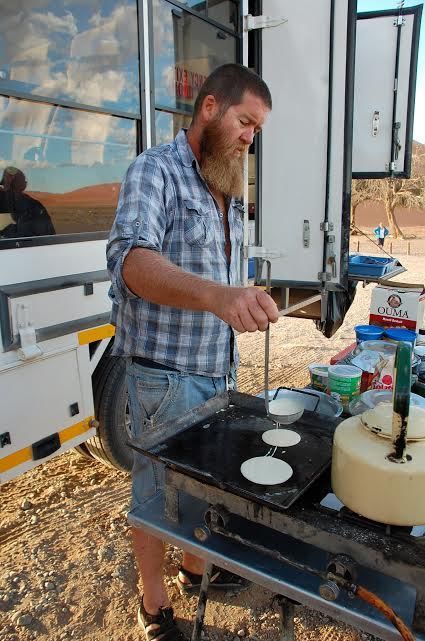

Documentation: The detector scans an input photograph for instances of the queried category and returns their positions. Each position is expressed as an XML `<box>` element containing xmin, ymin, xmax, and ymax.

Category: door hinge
<box><xmin>318</xmin><ymin>271</ymin><xmax>332</xmax><ymax>282</ymax></box>
<box><xmin>320</xmin><ymin>222</ymin><xmax>334</xmax><ymax>232</ymax></box>
<box><xmin>245</xmin><ymin>14</ymin><xmax>288</xmax><ymax>31</ymax></box>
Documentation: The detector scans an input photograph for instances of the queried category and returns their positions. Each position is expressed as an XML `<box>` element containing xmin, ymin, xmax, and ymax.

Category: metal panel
<box><xmin>352</xmin><ymin>7</ymin><xmax>422</xmax><ymax>178</ymax></box>
<box><xmin>9</xmin><ymin>283</ymin><xmax>111</xmax><ymax>337</ymax></box>
<box><xmin>259</xmin><ymin>0</ymin><xmax>353</xmax><ymax>286</ymax></box>
<box><xmin>129</xmin><ymin>492</ymin><xmax>425</xmax><ymax>641</ymax></box>
<box><xmin>0</xmin><ymin>240</ymin><xmax>111</xmax><ymax>352</ymax></box>
<box><xmin>0</xmin><ymin>347</ymin><xmax>94</xmax><ymax>478</ymax></box>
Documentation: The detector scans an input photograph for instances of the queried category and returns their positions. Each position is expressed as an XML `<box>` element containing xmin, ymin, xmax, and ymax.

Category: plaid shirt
<box><xmin>106</xmin><ymin>129</ymin><xmax>243</xmax><ymax>377</ymax></box>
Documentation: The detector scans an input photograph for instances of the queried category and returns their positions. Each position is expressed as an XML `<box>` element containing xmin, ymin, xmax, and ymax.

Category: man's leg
<box><xmin>132</xmin><ymin>529</ymin><xmax>169</xmax><ymax>614</ymax></box>
<box><xmin>132</xmin><ymin>529</ymin><xmax>205</xmax><ymax>614</ymax></box>
<box><xmin>127</xmin><ymin>362</ymin><xmax>227</xmax><ymax>615</ymax></box>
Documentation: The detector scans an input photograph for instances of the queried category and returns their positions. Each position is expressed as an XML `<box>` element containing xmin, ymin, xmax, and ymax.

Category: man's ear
<box><xmin>200</xmin><ymin>94</ymin><xmax>219</xmax><ymax>122</ymax></box>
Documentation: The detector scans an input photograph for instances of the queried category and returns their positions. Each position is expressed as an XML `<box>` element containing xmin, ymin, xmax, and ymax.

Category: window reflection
<box><xmin>0</xmin><ymin>97</ymin><xmax>136</xmax><ymax>238</ymax></box>
<box><xmin>208</xmin><ymin>1</ymin><xmax>238</xmax><ymax>30</ymax></box>
<box><xmin>155</xmin><ymin>111</ymin><xmax>192</xmax><ymax>145</ymax></box>
<box><xmin>153</xmin><ymin>0</ymin><xmax>237</xmax><ymax>113</ymax></box>
<box><xmin>178</xmin><ymin>1</ymin><xmax>206</xmax><ymax>13</ymax></box>
<box><xmin>0</xmin><ymin>167</ymin><xmax>55</xmax><ymax>238</ymax></box>
<box><xmin>0</xmin><ymin>0</ymin><xmax>140</xmax><ymax>114</ymax></box>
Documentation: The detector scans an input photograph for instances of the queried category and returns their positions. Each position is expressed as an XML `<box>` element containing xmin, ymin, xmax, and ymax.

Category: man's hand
<box><xmin>211</xmin><ymin>286</ymin><xmax>279</xmax><ymax>333</ymax></box>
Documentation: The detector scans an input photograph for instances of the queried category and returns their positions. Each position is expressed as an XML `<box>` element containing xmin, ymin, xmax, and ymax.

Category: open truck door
<box><xmin>352</xmin><ymin>5</ymin><xmax>422</xmax><ymax>178</ymax></box>
<box><xmin>248</xmin><ymin>1</ymin><xmax>421</xmax><ymax>326</ymax></box>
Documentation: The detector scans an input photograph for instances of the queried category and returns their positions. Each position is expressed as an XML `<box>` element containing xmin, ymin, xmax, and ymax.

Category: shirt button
<box><xmin>135</xmin><ymin>222</ymin><xmax>140</xmax><ymax>227</ymax></box>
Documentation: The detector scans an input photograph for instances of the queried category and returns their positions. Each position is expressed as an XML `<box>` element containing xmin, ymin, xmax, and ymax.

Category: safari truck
<box><xmin>0</xmin><ymin>0</ymin><xmax>421</xmax><ymax>483</ymax></box>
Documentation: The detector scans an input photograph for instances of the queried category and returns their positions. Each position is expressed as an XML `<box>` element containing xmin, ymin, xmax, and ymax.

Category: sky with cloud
<box><xmin>0</xmin><ymin>0</ymin><xmax>139</xmax><ymax>193</ymax></box>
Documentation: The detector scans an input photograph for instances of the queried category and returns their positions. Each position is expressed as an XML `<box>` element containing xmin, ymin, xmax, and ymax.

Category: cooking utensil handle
<box><xmin>264</xmin><ymin>260</ymin><xmax>272</xmax><ymax>417</ymax></box>
<box><xmin>390</xmin><ymin>341</ymin><xmax>412</xmax><ymax>462</ymax></box>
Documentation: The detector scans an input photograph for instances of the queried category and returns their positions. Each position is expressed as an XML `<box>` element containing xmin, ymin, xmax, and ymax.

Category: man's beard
<box><xmin>200</xmin><ymin>119</ymin><xmax>247</xmax><ymax>198</ymax></box>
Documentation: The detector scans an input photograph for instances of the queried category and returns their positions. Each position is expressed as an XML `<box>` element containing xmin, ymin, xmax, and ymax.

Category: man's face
<box><xmin>200</xmin><ymin>91</ymin><xmax>270</xmax><ymax>198</ymax></box>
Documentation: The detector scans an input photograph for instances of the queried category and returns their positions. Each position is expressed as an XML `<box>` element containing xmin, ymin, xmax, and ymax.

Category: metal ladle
<box><xmin>263</xmin><ymin>260</ymin><xmax>304</xmax><ymax>425</ymax></box>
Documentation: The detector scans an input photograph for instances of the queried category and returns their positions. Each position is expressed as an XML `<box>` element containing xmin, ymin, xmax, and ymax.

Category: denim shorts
<box><xmin>126</xmin><ymin>358</ymin><xmax>227</xmax><ymax>509</ymax></box>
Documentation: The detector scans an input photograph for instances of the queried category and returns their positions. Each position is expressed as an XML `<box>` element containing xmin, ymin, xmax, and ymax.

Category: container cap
<box><xmin>328</xmin><ymin>364</ymin><xmax>362</xmax><ymax>378</ymax></box>
<box><xmin>357</xmin><ymin>340</ymin><xmax>396</xmax><ymax>355</ymax></box>
<box><xmin>308</xmin><ymin>364</ymin><xmax>329</xmax><ymax>375</ymax></box>
<box><xmin>355</xmin><ymin>324</ymin><xmax>384</xmax><ymax>333</ymax></box>
<box><xmin>384</xmin><ymin>328</ymin><xmax>417</xmax><ymax>343</ymax></box>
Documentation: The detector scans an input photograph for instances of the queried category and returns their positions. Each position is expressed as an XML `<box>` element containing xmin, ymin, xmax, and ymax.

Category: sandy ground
<box><xmin>1</xmin><ymin>251</ymin><xmax>424</xmax><ymax>641</ymax></box>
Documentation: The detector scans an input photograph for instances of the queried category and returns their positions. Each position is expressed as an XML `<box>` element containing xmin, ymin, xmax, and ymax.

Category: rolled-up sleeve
<box><xmin>106</xmin><ymin>152</ymin><xmax>169</xmax><ymax>303</ymax></box>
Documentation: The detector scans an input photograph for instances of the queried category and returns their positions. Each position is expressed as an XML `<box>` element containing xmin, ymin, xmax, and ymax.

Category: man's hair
<box><xmin>192</xmin><ymin>63</ymin><xmax>272</xmax><ymax>121</ymax></box>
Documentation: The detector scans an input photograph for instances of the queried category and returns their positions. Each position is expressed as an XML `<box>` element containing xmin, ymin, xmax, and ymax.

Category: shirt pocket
<box><xmin>184</xmin><ymin>199</ymin><xmax>214</xmax><ymax>247</ymax></box>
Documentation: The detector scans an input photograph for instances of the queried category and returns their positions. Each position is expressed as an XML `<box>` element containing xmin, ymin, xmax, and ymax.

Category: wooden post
<box><xmin>357</xmin><ymin>240</ymin><xmax>360</xmax><ymax>253</ymax></box>
<box><xmin>390</xmin><ymin>242</ymin><xmax>393</xmax><ymax>254</ymax></box>
<box><xmin>408</xmin><ymin>241</ymin><xmax>411</xmax><ymax>256</ymax></box>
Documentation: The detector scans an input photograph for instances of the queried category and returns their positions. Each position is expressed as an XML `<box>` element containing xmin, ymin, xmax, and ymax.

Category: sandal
<box><xmin>176</xmin><ymin>566</ymin><xmax>249</xmax><ymax>595</ymax></box>
<box><xmin>137</xmin><ymin>598</ymin><xmax>188</xmax><ymax>641</ymax></box>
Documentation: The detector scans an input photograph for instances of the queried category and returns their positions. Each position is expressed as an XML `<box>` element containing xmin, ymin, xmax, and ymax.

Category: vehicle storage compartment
<box><xmin>0</xmin><ymin>272</ymin><xmax>111</xmax><ymax>352</ymax></box>
<box><xmin>0</xmin><ymin>346</ymin><xmax>95</xmax><ymax>483</ymax></box>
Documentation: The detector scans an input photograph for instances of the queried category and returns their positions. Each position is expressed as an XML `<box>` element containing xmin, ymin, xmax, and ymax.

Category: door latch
<box><xmin>303</xmin><ymin>220</ymin><xmax>310</xmax><ymax>248</ymax></box>
<box><xmin>393</xmin><ymin>121</ymin><xmax>402</xmax><ymax>161</ymax></box>
<box><xmin>372</xmin><ymin>111</ymin><xmax>380</xmax><ymax>137</ymax></box>
<box><xmin>328</xmin><ymin>254</ymin><xmax>337</xmax><ymax>278</ymax></box>
<box><xmin>16</xmin><ymin>304</ymin><xmax>43</xmax><ymax>361</ymax></box>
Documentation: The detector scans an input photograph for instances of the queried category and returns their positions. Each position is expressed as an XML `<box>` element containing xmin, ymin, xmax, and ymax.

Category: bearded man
<box><xmin>107</xmin><ymin>63</ymin><xmax>277</xmax><ymax>641</ymax></box>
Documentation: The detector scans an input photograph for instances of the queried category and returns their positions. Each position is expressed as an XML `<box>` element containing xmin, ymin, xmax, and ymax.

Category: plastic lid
<box><xmin>357</xmin><ymin>340</ymin><xmax>397</xmax><ymax>356</ymax></box>
<box><xmin>361</xmin><ymin>404</ymin><xmax>425</xmax><ymax>440</ymax></box>
<box><xmin>328</xmin><ymin>364</ymin><xmax>362</xmax><ymax>378</ymax></box>
<box><xmin>384</xmin><ymin>328</ymin><xmax>417</xmax><ymax>342</ymax></box>
<box><xmin>309</xmin><ymin>364</ymin><xmax>329</xmax><ymax>375</ymax></box>
<box><xmin>349</xmin><ymin>390</ymin><xmax>425</xmax><ymax>415</ymax></box>
<box><xmin>355</xmin><ymin>324</ymin><xmax>384</xmax><ymax>333</ymax></box>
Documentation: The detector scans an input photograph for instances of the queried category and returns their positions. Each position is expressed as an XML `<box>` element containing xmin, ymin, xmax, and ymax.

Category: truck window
<box><xmin>0</xmin><ymin>0</ymin><xmax>140</xmax><ymax>245</ymax></box>
<box><xmin>0</xmin><ymin>0</ymin><xmax>140</xmax><ymax>116</ymax></box>
<box><xmin>155</xmin><ymin>111</ymin><xmax>192</xmax><ymax>146</ymax></box>
<box><xmin>152</xmin><ymin>0</ymin><xmax>238</xmax><ymax>144</ymax></box>
<box><xmin>208</xmin><ymin>1</ymin><xmax>239</xmax><ymax>31</ymax></box>
<box><xmin>0</xmin><ymin>98</ymin><xmax>137</xmax><ymax>239</ymax></box>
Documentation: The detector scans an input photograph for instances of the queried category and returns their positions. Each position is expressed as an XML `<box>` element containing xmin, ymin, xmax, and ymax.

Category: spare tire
<box><xmin>84</xmin><ymin>356</ymin><xmax>133</xmax><ymax>473</ymax></box>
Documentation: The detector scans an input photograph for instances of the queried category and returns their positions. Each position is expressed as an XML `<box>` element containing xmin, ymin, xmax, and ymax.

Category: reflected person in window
<box><xmin>107</xmin><ymin>64</ymin><xmax>275</xmax><ymax>641</ymax></box>
<box><xmin>0</xmin><ymin>167</ymin><xmax>55</xmax><ymax>238</ymax></box>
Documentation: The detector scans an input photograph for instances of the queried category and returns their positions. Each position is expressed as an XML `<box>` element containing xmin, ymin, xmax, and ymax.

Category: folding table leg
<box><xmin>276</xmin><ymin>596</ymin><xmax>296</xmax><ymax>641</ymax></box>
<box><xmin>191</xmin><ymin>563</ymin><xmax>213</xmax><ymax>641</ymax></box>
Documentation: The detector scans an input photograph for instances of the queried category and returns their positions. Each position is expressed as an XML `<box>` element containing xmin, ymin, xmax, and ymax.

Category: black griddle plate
<box><xmin>135</xmin><ymin>395</ymin><xmax>342</xmax><ymax>512</ymax></box>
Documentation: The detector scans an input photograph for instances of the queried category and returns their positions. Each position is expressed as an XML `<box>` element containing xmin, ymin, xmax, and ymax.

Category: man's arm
<box><xmin>123</xmin><ymin>247</ymin><xmax>278</xmax><ymax>333</ymax></box>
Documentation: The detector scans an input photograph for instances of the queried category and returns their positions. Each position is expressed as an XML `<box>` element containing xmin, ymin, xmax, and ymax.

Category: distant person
<box><xmin>374</xmin><ymin>222</ymin><xmax>389</xmax><ymax>247</ymax></box>
<box><xmin>0</xmin><ymin>166</ymin><xmax>55</xmax><ymax>238</ymax></box>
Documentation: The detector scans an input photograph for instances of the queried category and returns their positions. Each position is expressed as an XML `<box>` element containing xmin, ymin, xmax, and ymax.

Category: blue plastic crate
<box><xmin>348</xmin><ymin>254</ymin><xmax>396</xmax><ymax>277</ymax></box>
<box><xmin>248</xmin><ymin>257</ymin><xmax>255</xmax><ymax>278</ymax></box>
